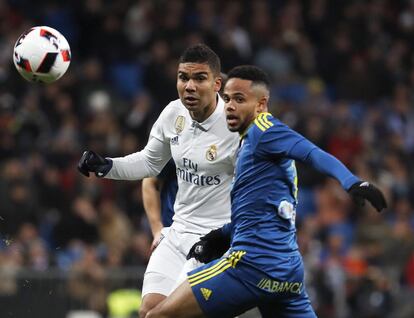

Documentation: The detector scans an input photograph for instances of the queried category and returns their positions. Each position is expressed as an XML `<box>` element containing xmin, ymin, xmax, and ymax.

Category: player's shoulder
<box><xmin>159</xmin><ymin>98</ymin><xmax>187</xmax><ymax>120</ymax></box>
<box><xmin>250</xmin><ymin>113</ymin><xmax>280</xmax><ymax>134</ymax></box>
<box><xmin>164</xmin><ymin>98</ymin><xmax>187</xmax><ymax>112</ymax></box>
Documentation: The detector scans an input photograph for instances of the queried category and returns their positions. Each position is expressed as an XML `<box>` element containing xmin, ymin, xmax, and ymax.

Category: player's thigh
<box><xmin>187</xmin><ymin>258</ymin><xmax>257</xmax><ymax>318</ymax></box>
<box><xmin>140</xmin><ymin>293</ymin><xmax>166</xmax><ymax>316</ymax></box>
<box><xmin>147</xmin><ymin>279</ymin><xmax>205</xmax><ymax>318</ymax></box>
<box><xmin>259</xmin><ymin>297</ymin><xmax>316</xmax><ymax>318</ymax></box>
<box><xmin>258</xmin><ymin>291</ymin><xmax>317</xmax><ymax>318</ymax></box>
<box><xmin>258</xmin><ymin>256</ymin><xmax>316</xmax><ymax>318</ymax></box>
<box><xmin>142</xmin><ymin>229</ymin><xmax>186</xmax><ymax>296</ymax></box>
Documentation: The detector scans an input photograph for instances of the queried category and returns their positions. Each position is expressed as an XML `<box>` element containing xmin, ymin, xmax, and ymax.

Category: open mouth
<box><xmin>226</xmin><ymin>115</ymin><xmax>238</xmax><ymax>126</ymax></box>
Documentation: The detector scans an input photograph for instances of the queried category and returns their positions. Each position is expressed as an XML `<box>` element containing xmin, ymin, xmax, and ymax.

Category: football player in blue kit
<box><xmin>146</xmin><ymin>65</ymin><xmax>387</xmax><ymax>318</ymax></box>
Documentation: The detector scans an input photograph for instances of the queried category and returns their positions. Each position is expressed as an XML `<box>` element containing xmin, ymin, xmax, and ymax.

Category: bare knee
<box><xmin>146</xmin><ymin>307</ymin><xmax>167</xmax><ymax>318</ymax></box>
<box><xmin>139</xmin><ymin>294</ymin><xmax>166</xmax><ymax>318</ymax></box>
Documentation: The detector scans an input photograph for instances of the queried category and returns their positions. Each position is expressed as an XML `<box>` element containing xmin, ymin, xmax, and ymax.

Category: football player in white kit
<box><xmin>78</xmin><ymin>44</ymin><xmax>239</xmax><ymax>317</ymax></box>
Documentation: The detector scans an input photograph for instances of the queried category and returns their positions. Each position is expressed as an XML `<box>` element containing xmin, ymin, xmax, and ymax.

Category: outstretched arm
<box><xmin>294</xmin><ymin>144</ymin><xmax>387</xmax><ymax>212</ymax></box>
<box><xmin>107</xmin><ymin>136</ymin><xmax>172</xmax><ymax>180</ymax></box>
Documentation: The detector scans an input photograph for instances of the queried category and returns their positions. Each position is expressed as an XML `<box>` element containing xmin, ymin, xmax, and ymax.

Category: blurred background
<box><xmin>1</xmin><ymin>0</ymin><xmax>414</xmax><ymax>317</ymax></box>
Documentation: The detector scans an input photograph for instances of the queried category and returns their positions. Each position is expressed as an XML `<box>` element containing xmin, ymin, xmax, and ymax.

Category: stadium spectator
<box><xmin>1</xmin><ymin>1</ymin><xmax>414</xmax><ymax>317</ymax></box>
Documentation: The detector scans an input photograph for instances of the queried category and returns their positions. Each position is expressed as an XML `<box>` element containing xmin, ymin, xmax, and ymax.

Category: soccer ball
<box><xmin>13</xmin><ymin>26</ymin><xmax>71</xmax><ymax>83</ymax></box>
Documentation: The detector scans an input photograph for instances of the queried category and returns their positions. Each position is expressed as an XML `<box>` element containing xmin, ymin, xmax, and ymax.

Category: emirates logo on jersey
<box><xmin>175</xmin><ymin>116</ymin><xmax>185</xmax><ymax>134</ymax></box>
<box><xmin>206</xmin><ymin>145</ymin><xmax>217</xmax><ymax>161</ymax></box>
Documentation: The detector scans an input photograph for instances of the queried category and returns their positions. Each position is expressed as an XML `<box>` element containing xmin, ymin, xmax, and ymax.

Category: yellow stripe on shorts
<box><xmin>188</xmin><ymin>259</ymin><xmax>229</xmax><ymax>284</ymax></box>
<box><xmin>188</xmin><ymin>251</ymin><xmax>247</xmax><ymax>287</ymax></box>
<box><xmin>189</xmin><ymin>262</ymin><xmax>232</xmax><ymax>287</ymax></box>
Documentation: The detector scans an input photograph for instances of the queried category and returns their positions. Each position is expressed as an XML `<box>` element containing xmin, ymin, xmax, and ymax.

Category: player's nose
<box><xmin>225</xmin><ymin>101</ymin><xmax>236</xmax><ymax>112</ymax></box>
<box><xmin>185</xmin><ymin>79</ymin><xmax>196</xmax><ymax>91</ymax></box>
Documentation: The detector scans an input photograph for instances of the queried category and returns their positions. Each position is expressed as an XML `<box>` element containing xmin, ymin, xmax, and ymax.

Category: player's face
<box><xmin>177</xmin><ymin>63</ymin><xmax>221</xmax><ymax>121</ymax></box>
<box><xmin>223</xmin><ymin>78</ymin><xmax>267</xmax><ymax>133</ymax></box>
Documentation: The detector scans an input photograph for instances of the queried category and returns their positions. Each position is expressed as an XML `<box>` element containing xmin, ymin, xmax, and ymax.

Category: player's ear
<box><xmin>214</xmin><ymin>76</ymin><xmax>222</xmax><ymax>93</ymax></box>
<box><xmin>257</xmin><ymin>96</ymin><xmax>268</xmax><ymax>113</ymax></box>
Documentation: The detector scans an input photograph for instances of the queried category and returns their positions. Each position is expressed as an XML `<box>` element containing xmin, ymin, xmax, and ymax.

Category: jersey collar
<box><xmin>191</xmin><ymin>94</ymin><xmax>224</xmax><ymax>131</ymax></box>
<box><xmin>240</xmin><ymin>112</ymin><xmax>272</xmax><ymax>138</ymax></box>
<box><xmin>239</xmin><ymin>120</ymin><xmax>255</xmax><ymax>139</ymax></box>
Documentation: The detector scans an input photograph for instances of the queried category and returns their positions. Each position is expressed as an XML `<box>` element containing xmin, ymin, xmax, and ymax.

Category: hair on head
<box><xmin>179</xmin><ymin>44</ymin><xmax>221</xmax><ymax>76</ymax></box>
<box><xmin>227</xmin><ymin>65</ymin><xmax>270</xmax><ymax>89</ymax></box>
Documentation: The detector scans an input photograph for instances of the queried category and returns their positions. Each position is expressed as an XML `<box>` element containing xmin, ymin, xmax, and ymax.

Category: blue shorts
<box><xmin>187</xmin><ymin>251</ymin><xmax>316</xmax><ymax>318</ymax></box>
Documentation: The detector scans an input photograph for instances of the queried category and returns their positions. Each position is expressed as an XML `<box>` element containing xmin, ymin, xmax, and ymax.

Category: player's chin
<box><xmin>182</xmin><ymin>99</ymin><xmax>200</xmax><ymax>110</ymax></box>
<box><xmin>226</xmin><ymin>117</ymin><xmax>240</xmax><ymax>131</ymax></box>
<box><xmin>226</xmin><ymin>123</ymin><xmax>240</xmax><ymax>132</ymax></box>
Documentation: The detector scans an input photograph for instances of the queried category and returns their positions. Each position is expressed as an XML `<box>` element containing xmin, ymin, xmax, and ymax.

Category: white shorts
<box><xmin>141</xmin><ymin>227</ymin><xmax>203</xmax><ymax>297</ymax></box>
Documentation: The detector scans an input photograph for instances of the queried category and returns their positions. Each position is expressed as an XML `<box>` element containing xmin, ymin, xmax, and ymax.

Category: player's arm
<box><xmin>78</xmin><ymin>136</ymin><xmax>171</xmax><ymax>180</ymax></box>
<box><xmin>187</xmin><ymin>223</ymin><xmax>232</xmax><ymax>263</ymax></box>
<box><xmin>78</xmin><ymin>104</ymin><xmax>173</xmax><ymax>180</ymax></box>
<box><xmin>289</xmin><ymin>139</ymin><xmax>387</xmax><ymax>212</ymax></box>
<box><xmin>257</xmin><ymin>121</ymin><xmax>386</xmax><ymax>212</ymax></box>
<box><xmin>142</xmin><ymin>177</ymin><xmax>164</xmax><ymax>251</ymax></box>
<box><xmin>107</xmin><ymin>136</ymin><xmax>171</xmax><ymax>180</ymax></box>
<box><xmin>297</xmin><ymin>146</ymin><xmax>386</xmax><ymax>211</ymax></box>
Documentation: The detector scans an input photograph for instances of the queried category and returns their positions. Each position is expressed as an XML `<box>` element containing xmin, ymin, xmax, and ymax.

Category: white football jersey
<box><xmin>106</xmin><ymin>96</ymin><xmax>239</xmax><ymax>233</ymax></box>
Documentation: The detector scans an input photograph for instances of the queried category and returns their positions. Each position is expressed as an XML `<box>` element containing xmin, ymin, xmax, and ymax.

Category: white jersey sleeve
<box><xmin>105</xmin><ymin>103</ymin><xmax>173</xmax><ymax>180</ymax></box>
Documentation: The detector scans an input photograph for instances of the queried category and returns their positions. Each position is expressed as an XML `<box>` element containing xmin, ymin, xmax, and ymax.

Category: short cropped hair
<box><xmin>179</xmin><ymin>44</ymin><xmax>221</xmax><ymax>76</ymax></box>
<box><xmin>227</xmin><ymin>65</ymin><xmax>270</xmax><ymax>90</ymax></box>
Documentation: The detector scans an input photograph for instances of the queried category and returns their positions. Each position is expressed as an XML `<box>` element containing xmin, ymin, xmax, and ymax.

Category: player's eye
<box><xmin>195</xmin><ymin>76</ymin><xmax>206</xmax><ymax>81</ymax></box>
<box><xmin>178</xmin><ymin>74</ymin><xmax>188</xmax><ymax>81</ymax></box>
<box><xmin>222</xmin><ymin>95</ymin><xmax>230</xmax><ymax>103</ymax></box>
<box><xmin>235</xmin><ymin>97</ymin><xmax>244</xmax><ymax>103</ymax></box>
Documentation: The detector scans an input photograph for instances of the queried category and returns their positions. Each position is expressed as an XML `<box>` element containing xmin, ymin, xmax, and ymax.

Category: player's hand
<box><xmin>78</xmin><ymin>150</ymin><xmax>112</xmax><ymax>178</ymax></box>
<box><xmin>348</xmin><ymin>181</ymin><xmax>387</xmax><ymax>212</ymax></box>
<box><xmin>151</xmin><ymin>231</ymin><xmax>163</xmax><ymax>252</ymax></box>
<box><xmin>187</xmin><ymin>228</ymin><xmax>230</xmax><ymax>263</ymax></box>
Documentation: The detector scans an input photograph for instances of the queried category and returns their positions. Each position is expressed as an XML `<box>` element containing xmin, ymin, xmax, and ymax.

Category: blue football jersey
<box><xmin>228</xmin><ymin>112</ymin><xmax>358</xmax><ymax>273</ymax></box>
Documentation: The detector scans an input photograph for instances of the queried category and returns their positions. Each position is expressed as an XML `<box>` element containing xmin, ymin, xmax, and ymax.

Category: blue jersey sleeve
<box><xmin>300</xmin><ymin>146</ymin><xmax>360</xmax><ymax>190</ymax></box>
<box><xmin>255</xmin><ymin>121</ymin><xmax>360</xmax><ymax>190</ymax></box>
<box><xmin>221</xmin><ymin>223</ymin><xmax>232</xmax><ymax>239</ymax></box>
<box><xmin>254</xmin><ymin>121</ymin><xmax>317</xmax><ymax>159</ymax></box>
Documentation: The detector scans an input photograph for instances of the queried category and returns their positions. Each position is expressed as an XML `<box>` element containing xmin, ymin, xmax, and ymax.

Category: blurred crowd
<box><xmin>1</xmin><ymin>0</ymin><xmax>414</xmax><ymax>317</ymax></box>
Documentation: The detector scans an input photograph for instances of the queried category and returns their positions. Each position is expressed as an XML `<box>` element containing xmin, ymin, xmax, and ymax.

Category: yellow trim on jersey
<box><xmin>261</xmin><ymin>113</ymin><xmax>273</xmax><ymax>127</ymax></box>
<box><xmin>257</xmin><ymin>115</ymin><xmax>270</xmax><ymax>129</ymax></box>
<box><xmin>254</xmin><ymin>112</ymin><xmax>273</xmax><ymax>132</ymax></box>
<box><xmin>292</xmin><ymin>161</ymin><xmax>298</xmax><ymax>200</ymax></box>
<box><xmin>254</xmin><ymin>118</ymin><xmax>266</xmax><ymax>131</ymax></box>
<box><xmin>188</xmin><ymin>251</ymin><xmax>247</xmax><ymax>287</ymax></box>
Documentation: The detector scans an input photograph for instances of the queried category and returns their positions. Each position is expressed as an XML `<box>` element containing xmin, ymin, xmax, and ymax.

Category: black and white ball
<box><xmin>13</xmin><ymin>26</ymin><xmax>71</xmax><ymax>83</ymax></box>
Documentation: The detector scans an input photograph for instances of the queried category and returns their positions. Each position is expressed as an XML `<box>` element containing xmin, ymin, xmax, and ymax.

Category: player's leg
<box><xmin>146</xmin><ymin>279</ymin><xmax>205</xmax><ymax>318</ymax></box>
<box><xmin>258</xmin><ymin>255</ymin><xmax>317</xmax><ymax>318</ymax></box>
<box><xmin>147</xmin><ymin>254</ymin><xmax>257</xmax><ymax>318</ymax></box>
<box><xmin>140</xmin><ymin>293</ymin><xmax>168</xmax><ymax>318</ymax></box>
<box><xmin>140</xmin><ymin>228</ymin><xmax>186</xmax><ymax>318</ymax></box>
<box><xmin>187</xmin><ymin>252</ymin><xmax>258</xmax><ymax>317</ymax></box>
<box><xmin>258</xmin><ymin>292</ymin><xmax>317</xmax><ymax>318</ymax></box>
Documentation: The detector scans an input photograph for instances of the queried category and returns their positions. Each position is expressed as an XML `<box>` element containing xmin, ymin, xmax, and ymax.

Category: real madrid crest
<box><xmin>206</xmin><ymin>145</ymin><xmax>217</xmax><ymax>161</ymax></box>
<box><xmin>175</xmin><ymin>116</ymin><xmax>185</xmax><ymax>134</ymax></box>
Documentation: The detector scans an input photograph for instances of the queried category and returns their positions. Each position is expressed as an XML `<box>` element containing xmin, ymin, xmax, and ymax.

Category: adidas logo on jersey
<box><xmin>200</xmin><ymin>288</ymin><xmax>212</xmax><ymax>300</ymax></box>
